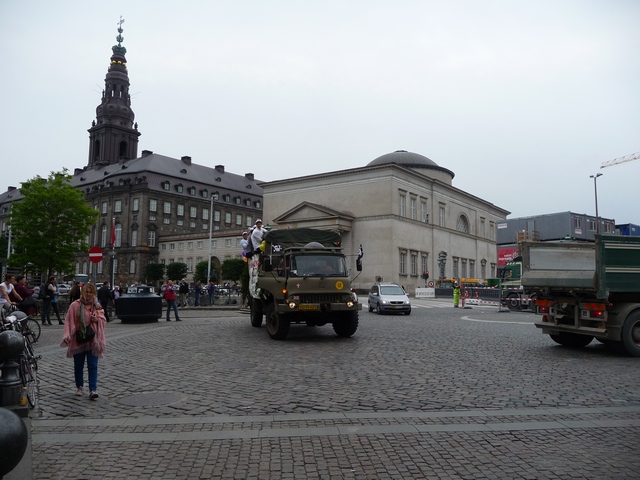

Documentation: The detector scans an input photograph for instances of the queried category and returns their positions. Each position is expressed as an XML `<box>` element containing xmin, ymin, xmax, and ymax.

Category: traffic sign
<box><xmin>89</xmin><ymin>246</ymin><xmax>103</xmax><ymax>263</ymax></box>
<box><xmin>427</xmin><ymin>280</ymin><xmax>435</xmax><ymax>288</ymax></box>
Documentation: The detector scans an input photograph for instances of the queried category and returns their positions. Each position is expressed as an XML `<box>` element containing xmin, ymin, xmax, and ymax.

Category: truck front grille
<box><xmin>296</xmin><ymin>294</ymin><xmax>347</xmax><ymax>303</ymax></box>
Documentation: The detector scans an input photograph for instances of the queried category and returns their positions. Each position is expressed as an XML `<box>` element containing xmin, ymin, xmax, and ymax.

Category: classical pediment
<box><xmin>273</xmin><ymin>201</ymin><xmax>354</xmax><ymax>230</ymax></box>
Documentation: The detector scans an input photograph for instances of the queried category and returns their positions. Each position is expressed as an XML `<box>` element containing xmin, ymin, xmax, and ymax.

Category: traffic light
<box><xmin>422</xmin><ymin>271</ymin><xmax>429</xmax><ymax>280</ymax></box>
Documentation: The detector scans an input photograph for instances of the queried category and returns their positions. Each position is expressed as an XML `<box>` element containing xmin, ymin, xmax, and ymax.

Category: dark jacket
<box><xmin>179</xmin><ymin>282</ymin><xmax>189</xmax><ymax>294</ymax></box>
<box><xmin>97</xmin><ymin>285</ymin><xmax>112</xmax><ymax>305</ymax></box>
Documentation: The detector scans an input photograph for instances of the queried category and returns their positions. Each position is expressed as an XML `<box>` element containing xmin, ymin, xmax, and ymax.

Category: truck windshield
<box><xmin>288</xmin><ymin>254</ymin><xmax>348</xmax><ymax>277</ymax></box>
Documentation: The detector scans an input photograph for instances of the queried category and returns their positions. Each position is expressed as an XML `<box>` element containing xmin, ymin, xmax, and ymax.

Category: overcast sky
<box><xmin>2</xmin><ymin>1</ymin><xmax>639</xmax><ymax>224</ymax></box>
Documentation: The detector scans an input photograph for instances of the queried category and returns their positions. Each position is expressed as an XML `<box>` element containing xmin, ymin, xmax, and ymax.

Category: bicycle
<box><xmin>1</xmin><ymin>310</ymin><xmax>40</xmax><ymax>408</ymax></box>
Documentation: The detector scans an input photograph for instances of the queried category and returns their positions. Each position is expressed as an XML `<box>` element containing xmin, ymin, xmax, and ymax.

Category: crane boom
<box><xmin>600</xmin><ymin>151</ymin><xmax>640</xmax><ymax>169</ymax></box>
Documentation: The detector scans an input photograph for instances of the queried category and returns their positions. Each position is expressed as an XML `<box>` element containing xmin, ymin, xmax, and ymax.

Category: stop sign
<box><xmin>89</xmin><ymin>246</ymin><xmax>103</xmax><ymax>263</ymax></box>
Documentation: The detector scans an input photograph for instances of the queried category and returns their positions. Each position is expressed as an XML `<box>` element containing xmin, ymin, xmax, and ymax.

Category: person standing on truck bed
<box><xmin>250</xmin><ymin>219</ymin><xmax>267</xmax><ymax>254</ymax></box>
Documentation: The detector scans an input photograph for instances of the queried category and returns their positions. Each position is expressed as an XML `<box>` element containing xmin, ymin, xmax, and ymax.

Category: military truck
<box><xmin>520</xmin><ymin>235</ymin><xmax>640</xmax><ymax>356</ymax></box>
<box><xmin>248</xmin><ymin>228</ymin><xmax>362</xmax><ymax>340</ymax></box>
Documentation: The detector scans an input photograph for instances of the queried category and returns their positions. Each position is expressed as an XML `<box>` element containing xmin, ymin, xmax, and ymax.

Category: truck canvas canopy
<box><xmin>263</xmin><ymin>228</ymin><xmax>342</xmax><ymax>250</ymax></box>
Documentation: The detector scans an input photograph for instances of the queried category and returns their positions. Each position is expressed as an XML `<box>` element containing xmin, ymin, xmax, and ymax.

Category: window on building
<box><xmin>129</xmin><ymin>259</ymin><xmax>136</xmax><ymax>274</ymax></box>
<box><xmin>162</xmin><ymin>181</ymin><xmax>170</xmax><ymax>191</ymax></box>
<box><xmin>163</xmin><ymin>202</ymin><xmax>171</xmax><ymax>214</ymax></box>
<box><xmin>588</xmin><ymin>219</ymin><xmax>597</xmax><ymax>231</ymax></box>
<box><xmin>148</xmin><ymin>230</ymin><xmax>156</xmax><ymax>247</ymax></box>
<box><xmin>453</xmin><ymin>258</ymin><xmax>459</xmax><ymax>278</ymax></box>
<box><xmin>439</xmin><ymin>205</ymin><xmax>445</xmax><ymax>227</ymax></box>
<box><xmin>188</xmin><ymin>187</ymin><xmax>196</xmax><ymax>195</ymax></box>
<box><xmin>149</xmin><ymin>199</ymin><xmax>157</xmax><ymax>212</ymax></box>
<box><xmin>101</xmin><ymin>201</ymin><xmax>108</xmax><ymax>214</ymax></box>
<box><xmin>190</xmin><ymin>206</ymin><xmax>197</xmax><ymax>218</ymax></box>
<box><xmin>461</xmin><ymin>259</ymin><xmax>467</xmax><ymax>278</ymax></box>
<box><xmin>82</xmin><ymin>261</ymin><xmax>88</xmax><ymax>275</ymax></box>
<box><xmin>178</xmin><ymin>242</ymin><xmax>184</xmax><ymax>250</ymax></box>
<box><xmin>97</xmin><ymin>260</ymin><xmax>103</xmax><ymax>274</ymax></box>
<box><xmin>202</xmin><ymin>223</ymin><xmax>207</xmax><ymax>230</ymax></box>
<box><xmin>225</xmin><ymin>212</ymin><xmax>231</xmax><ymax>224</ymax></box>
<box><xmin>603</xmin><ymin>222</ymin><xmax>613</xmax><ymax>233</ymax></box>
<box><xmin>214</xmin><ymin>210</ymin><xmax>221</xmax><ymax>222</ymax></box>
<box><xmin>211</xmin><ymin>239</ymin><xmax>217</xmax><ymax>247</ymax></box>
<box><xmin>399</xmin><ymin>194</ymin><xmax>406</xmax><ymax>217</ymax></box>
<box><xmin>190</xmin><ymin>221</ymin><xmax>196</xmax><ymax>228</ymax></box>
<box><xmin>573</xmin><ymin>216</ymin><xmax>582</xmax><ymax>230</ymax></box>
<box><xmin>114</xmin><ymin>200</ymin><xmax>122</xmax><ymax>213</ymax></box>
<box><xmin>481</xmin><ymin>260</ymin><xmax>487</xmax><ymax>280</ymax></box>
<box><xmin>133</xmin><ymin>198</ymin><xmax>139</xmax><ymax>211</ymax></box>
<box><xmin>480</xmin><ymin>218</ymin><xmax>486</xmax><ymax>237</ymax></box>
<box><xmin>161</xmin><ymin>259</ymin><xmax>165</xmax><ymax>265</ymax></box>
<box><xmin>245</xmin><ymin>198</ymin><xmax>251</xmax><ymax>206</ymax></box>
<box><xmin>163</xmin><ymin>218</ymin><xmax>170</xmax><ymax>225</ymax></box>
<box><xmin>176</xmin><ymin>184</ymin><xmax>183</xmax><ymax>193</ymax></box>
<box><xmin>234</xmin><ymin>197</ymin><xmax>241</xmax><ymax>205</ymax></box>
<box><xmin>201</xmin><ymin>189</ymin><xmax>208</xmax><ymax>198</ymax></box>
<box><xmin>399</xmin><ymin>251</ymin><xmax>407</xmax><ymax>275</ymax></box>
<box><xmin>421</xmin><ymin>255</ymin><xmax>428</xmax><ymax>277</ymax></box>
<box><xmin>187</xmin><ymin>258</ymin><xmax>193</xmax><ymax>272</ymax></box>
<box><xmin>236</xmin><ymin>214</ymin><xmax>242</xmax><ymax>226</ymax></box>
<box><xmin>469</xmin><ymin>260</ymin><xmax>475</xmax><ymax>278</ymax></box>
<box><xmin>113</xmin><ymin>258</ymin><xmax>118</xmax><ymax>276</ymax></box>
<box><xmin>456</xmin><ymin>215</ymin><xmax>469</xmax><ymax>233</ymax></box>
<box><xmin>170</xmin><ymin>243</ymin><xmax>175</xmax><ymax>250</ymax></box>
<box><xmin>202</xmin><ymin>208</ymin><xmax>209</xmax><ymax>220</ymax></box>
<box><xmin>489</xmin><ymin>222</ymin><xmax>495</xmax><ymax>240</ymax></box>
<box><xmin>177</xmin><ymin>204</ymin><xmax>185</xmax><ymax>216</ymax></box>
<box><xmin>225</xmin><ymin>239</ymin><xmax>232</xmax><ymax>247</ymax></box>
<box><xmin>177</xmin><ymin>219</ymin><xmax>184</xmax><ymax>226</ymax></box>
<box><xmin>255</xmin><ymin>201</ymin><xmax>261</xmax><ymax>209</ymax></box>
<box><xmin>246</xmin><ymin>216</ymin><xmax>253</xmax><ymax>227</ymax></box>
<box><xmin>115</xmin><ymin>223</ymin><xmax>122</xmax><ymax>247</ymax></box>
<box><xmin>223</xmin><ymin>194</ymin><xmax>230</xmax><ymax>202</ymax></box>
<box><xmin>410</xmin><ymin>253</ymin><xmax>417</xmax><ymax>276</ymax></box>
<box><xmin>187</xmin><ymin>242</ymin><xmax>193</xmax><ymax>250</ymax></box>
<box><xmin>421</xmin><ymin>201</ymin><xmax>428</xmax><ymax>223</ymax></box>
<box><xmin>161</xmin><ymin>244</ymin><xmax>166</xmax><ymax>251</ymax></box>
<box><xmin>197</xmin><ymin>241</ymin><xmax>203</xmax><ymax>249</ymax></box>
<box><xmin>101</xmin><ymin>225</ymin><xmax>107</xmax><ymax>248</ymax></box>
<box><xmin>410</xmin><ymin>198</ymin><xmax>416</xmax><ymax>220</ymax></box>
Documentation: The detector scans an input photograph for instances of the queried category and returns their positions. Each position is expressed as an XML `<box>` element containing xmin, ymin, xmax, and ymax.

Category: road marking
<box><xmin>461</xmin><ymin>315</ymin><xmax>532</xmax><ymax>325</ymax></box>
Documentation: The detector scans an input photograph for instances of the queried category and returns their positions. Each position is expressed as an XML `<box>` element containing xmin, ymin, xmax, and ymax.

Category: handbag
<box><xmin>76</xmin><ymin>305</ymin><xmax>96</xmax><ymax>343</ymax></box>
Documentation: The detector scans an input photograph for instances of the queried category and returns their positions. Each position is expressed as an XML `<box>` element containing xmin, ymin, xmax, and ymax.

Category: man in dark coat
<box><xmin>97</xmin><ymin>281</ymin><xmax>113</xmax><ymax>322</ymax></box>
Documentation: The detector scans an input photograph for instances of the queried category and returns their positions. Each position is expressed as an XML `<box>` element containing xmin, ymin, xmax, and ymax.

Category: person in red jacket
<box><xmin>164</xmin><ymin>280</ymin><xmax>181</xmax><ymax>322</ymax></box>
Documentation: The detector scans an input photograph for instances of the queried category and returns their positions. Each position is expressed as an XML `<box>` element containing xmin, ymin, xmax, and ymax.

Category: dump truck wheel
<box><xmin>333</xmin><ymin>311</ymin><xmax>359</xmax><ymax>337</ymax></box>
<box><xmin>266</xmin><ymin>303</ymin><xmax>290</xmax><ymax>340</ymax></box>
<box><xmin>549</xmin><ymin>332</ymin><xmax>593</xmax><ymax>348</ymax></box>
<box><xmin>507</xmin><ymin>294</ymin><xmax>520</xmax><ymax>310</ymax></box>
<box><xmin>250</xmin><ymin>298</ymin><xmax>263</xmax><ymax>328</ymax></box>
<box><xmin>620</xmin><ymin>310</ymin><xmax>640</xmax><ymax>357</ymax></box>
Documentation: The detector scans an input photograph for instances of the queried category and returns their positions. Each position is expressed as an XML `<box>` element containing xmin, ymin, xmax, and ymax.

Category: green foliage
<box><xmin>166</xmin><ymin>262</ymin><xmax>188</xmax><ymax>281</ymax></box>
<box><xmin>9</xmin><ymin>170</ymin><xmax>99</xmax><ymax>277</ymax></box>
<box><xmin>221</xmin><ymin>257</ymin><xmax>245</xmax><ymax>283</ymax></box>
<box><xmin>194</xmin><ymin>260</ymin><xmax>217</xmax><ymax>283</ymax></box>
<box><xmin>145</xmin><ymin>263</ymin><xmax>165</xmax><ymax>284</ymax></box>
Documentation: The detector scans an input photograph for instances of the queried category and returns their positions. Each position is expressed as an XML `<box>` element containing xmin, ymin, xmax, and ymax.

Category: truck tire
<box><xmin>333</xmin><ymin>311</ymin><xmax>359</xmax><ymax>337</ymax></box>
<box><xmin>620</xmin><ymin>310</ymin><xmax>640</xmax><ymax>357</ymax></box>
<box><xmin>507</xmin><ymin>294</ymin><xmax>520</xmax><ymax>310</ymax></box>
<box><xmin>265</xmin><ymin>303</ymin><xmax>290</xmax><ymax>340</ymax></box>
<box><xmin>250</xmin><ymin>297</ymin><xmax>263</xmax><ymax>328</ymax></box>
<box><xmin>549</xmin><ymin>332</ymin><xmax>594</xmax><ymax>348</ymax></box>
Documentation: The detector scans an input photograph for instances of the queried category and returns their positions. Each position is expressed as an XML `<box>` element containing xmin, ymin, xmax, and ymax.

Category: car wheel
<box><xmin>368</xmin><ymin>301</ymin><xmax>373</xmax><ymax>312</ymax></box>
<box><xmin>376</xmin><ymin>303</ymin><xmax>383</xmax><ymax>315</ymax></box>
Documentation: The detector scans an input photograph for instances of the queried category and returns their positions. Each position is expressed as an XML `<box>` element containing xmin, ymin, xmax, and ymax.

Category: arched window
<box><xmin>456</xmin><ymin>215</ymin><xmax>470</xmax><ymax>233</ymax></box>
<box><xmin>118</xmin><ymin>141</ymin><xmax>128</xmax><ymax>157</ymax></box>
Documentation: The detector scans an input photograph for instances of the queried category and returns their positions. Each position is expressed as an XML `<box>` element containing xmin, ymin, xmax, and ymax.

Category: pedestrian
<box><xmin>68</xmin><ymin>281</ymin><xmax>81</xmax><ymax>303</ymax></box>
<box><xmin>49</xmin><ymin>277</ymin><xmax>64</xmax><ymax>325</ymax></box>
<box><xmin>113</xmin><ymin>285</ymin><xmax>120</xmax><ymax>301</ymax></box>
<box><xmin>164</xmin><ymin>280</ymin><xmax>181</xmax><ymax>321</ymax></box>
<box><xmin>178</xmin><ymin>279</ymin><xmax>189</xmax><ymax>307</ymax></box>
<box><xmin>41</xmin><ymin>276</ymin><xmax>61</xmax><ymax>325</ymax></box>
<box><xmin>453</xmin><ymin>282</ymin><xmax>461</xmax><ymax>308</ymax></box>
<box><xmin>97</xmin><ymin>281</ymin><xmax>113</xmax><ymax>322</ymax></box>
<box><xmin>12</xmin><ymin>275</ymin><xmax>37</xmax><ymax>316</ymax></box>
<box><xmin>0</xmin><ymin>274</ymin><xmax>21</xmax><ymax>314</ymax></box>
<box><xmin>208</xmin><ymin>280</ymin><xmax>215</xmax><ymax>306</ymax></box>
<box><xmin>60</xmin><ymin>283</ymin><xmax>107</xmax><ymax>400</ymax></box>
<box><xmin>194</xmin><ymin>280</ymin><xmax>201</xmax><ymax>306</ymax></box>
<box><xmin>250</xmin><ymin>219</ymin><xmax>267</xmax><ymax>254</ymax></box>
<box><xmin>240</xmin><ymin>231</ymin><xmax>250</xmax><ymax>256</ymax></box>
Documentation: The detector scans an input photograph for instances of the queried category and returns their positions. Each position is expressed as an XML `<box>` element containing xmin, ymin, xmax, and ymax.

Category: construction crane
<box><xmin>600</xmin><ymin>151</ymin><xmax>640</xmax><ymax>169</ymax></box>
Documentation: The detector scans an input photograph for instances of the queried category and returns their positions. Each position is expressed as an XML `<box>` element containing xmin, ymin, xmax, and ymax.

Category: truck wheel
<box><xmin>507</xmin><ymin>294</ymin><xmax>520</xmax><ymax>310</ymax></box>
<box><xmin>265</xmin><ymin>303</ymin><xmax>290</xmax><ymax>340</ymax></box>
<box><xmin>250</xmin><ymin>298</ymin><xmax>263</xmax><ymax>328</ymax></box>
<box><xmin>549</xmin><ymin>332</ymin><xmax>594</xmax><ymax>348</ymax></box>
<box><xmin>620</xmin><ymin>310</ymin><xmax>640</xmax><ymax>357</ymax></box>
<box><xmin>333</xmin><ymin>311</ymin><xmax>359</xmax><ymax>337</ymax></box>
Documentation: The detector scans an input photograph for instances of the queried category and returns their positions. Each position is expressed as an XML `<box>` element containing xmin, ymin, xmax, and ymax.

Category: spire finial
<box><xmin>112</xmin><ymin>16</ymin><xmax>127</xmax><ymax>55</ymax></box>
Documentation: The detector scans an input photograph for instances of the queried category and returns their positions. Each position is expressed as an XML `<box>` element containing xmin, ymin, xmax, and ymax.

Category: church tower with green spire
<box><xmin>87</xmin><ymin>18</ymin><xmax>140</xmax><ymax>167</ymax></box>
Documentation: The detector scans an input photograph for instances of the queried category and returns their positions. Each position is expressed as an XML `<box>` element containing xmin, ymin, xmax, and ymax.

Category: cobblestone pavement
<box><xmin>21</xmin><ymin>300</ymin><xmax>640</xmax><ymax>479</ymax></box>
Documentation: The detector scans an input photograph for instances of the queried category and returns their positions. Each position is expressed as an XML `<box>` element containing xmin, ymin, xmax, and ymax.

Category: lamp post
<box><xmin>206</xmin><ymin>194</ymin><xmax>214</xmax><ymax>284</ymax></box>
<box><xmin>589</xmin><ymin>173</ymin><xmax>602</xmax><ymax>236</ymax></box>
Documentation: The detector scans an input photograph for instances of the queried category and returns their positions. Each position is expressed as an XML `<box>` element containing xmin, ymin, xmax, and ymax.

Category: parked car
<box><xmin>368</xmin><ymin>282</ymin><xmax>411</xmax><ymax>315</ymax></box>
<box><xmin>57</xmin><ymin>283</ymin><xmax>71</xmax><ymax>295</ymax></box>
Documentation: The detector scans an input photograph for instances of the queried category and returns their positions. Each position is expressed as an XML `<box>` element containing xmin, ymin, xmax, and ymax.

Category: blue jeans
<box><xmin>209</xmin><ymin>291</ymin><xmax>214</xmax><ymax>305</ymax></box>
<box><xmin>74</xmin><ymin>351</ymin><xmax>98</xmax><ymax>392</ymax></box>
<box><xmin>194</xmin><ymin>290</ymin><xmax>200</xmax><ymax>306</ymax></box>
<box><xmin>166</xmin><ymin>299</ymin><xmax>180</xmax><ymax>321</ymax></box>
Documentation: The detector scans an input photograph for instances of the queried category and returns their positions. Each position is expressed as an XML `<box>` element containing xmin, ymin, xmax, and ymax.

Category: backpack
<box><xmin>38</xmin><ymin>284</ymin><xmax>47</xmax><ymax>300</ymax></box>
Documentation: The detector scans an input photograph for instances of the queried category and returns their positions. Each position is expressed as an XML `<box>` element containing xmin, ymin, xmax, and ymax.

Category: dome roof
<box><xmin>367</xmin><ymin>150</ymin><xmax>439</xmax><ymax>168</ymax></box>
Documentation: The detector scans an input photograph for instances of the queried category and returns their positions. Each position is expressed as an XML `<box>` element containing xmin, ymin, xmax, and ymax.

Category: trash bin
<box><xmin>115</xmin><ymin>286</ymin><xmax>162</xmax><ymax>323</ymax></box>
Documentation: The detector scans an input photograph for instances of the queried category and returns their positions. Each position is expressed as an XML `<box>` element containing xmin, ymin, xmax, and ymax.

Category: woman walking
<box><xmin>60</xmin><ymin>283</ymin><xmax>107</xmax><ymax>400</ymax></box>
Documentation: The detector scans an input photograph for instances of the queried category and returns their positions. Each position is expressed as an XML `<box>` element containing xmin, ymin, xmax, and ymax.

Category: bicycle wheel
<box><xmin>23</xmin><ymin>317</ymin><xmax>41</xmax><ymax>342</ymax></box>
<box><xmin>187</xmin><ymin>297</ymin><xmax>195</xmax><ymax>307</ymax></box>
<box><xmin>20</xmin><ymin>356</ymin><xmax>37</xmax><ymax>408</ymax></box>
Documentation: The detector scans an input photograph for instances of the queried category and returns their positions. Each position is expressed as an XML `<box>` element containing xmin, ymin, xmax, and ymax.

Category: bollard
<box><xmin>0</xmin><ymin>331</ymin><xmax>25</xmax><ymax>407</ymax></box>
<box><xmin>0</xmin><ymin>407</ymin><xmax>29</xmax><ymax>478</ymax></box>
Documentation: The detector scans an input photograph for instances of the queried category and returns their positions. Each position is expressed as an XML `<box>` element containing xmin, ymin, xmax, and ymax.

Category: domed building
<box><xmin>260</xmin><ymin>150</ymin><xmax>509</xmax><ymax>293</ymax></box>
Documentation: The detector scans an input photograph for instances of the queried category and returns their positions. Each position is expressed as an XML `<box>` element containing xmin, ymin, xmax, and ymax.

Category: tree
<box><xmin>166</xmin><ymin>262</ymin><xmax>188</xmax><ymax>281</ymax></box>
<box><xmin>145</xmin><ymin>263</ymin><xmax>165</xmax><ymax>285</ymax></box>
<box><xmin>9</xmin><ymin>170</ymin><xmax>99</xmax><ymax>277</ymax></box>
<box><xmin>194</xmin><ymin>260</ymin><xmax>217</xmax><ymax>283</ymax></box>
<box><xmin>221</xmin><ymin>258</ymin><xmax>245</xmax><ymax>283</ymax></box>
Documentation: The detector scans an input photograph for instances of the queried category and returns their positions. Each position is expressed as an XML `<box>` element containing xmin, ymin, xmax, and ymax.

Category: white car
<box><xmin>57</xmin><ymin>283</ymin><xmax>71</xmax><ymax>295</ymax></box>
<box><xmin>368</xmin><ymin>282</ymin><xmax>411</xmax><ymax>315</ymax></box>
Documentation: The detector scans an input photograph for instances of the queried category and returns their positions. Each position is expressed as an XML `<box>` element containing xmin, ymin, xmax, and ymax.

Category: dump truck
<box><xmin>248</xmin><ymin>228</ymin><xmax>362</xmax><ymax>340</ymax></box>
<box><xmin>520</xmin><ymin>235</ymin><xmax>640</xmax><ymax>356</ymax></box>
<box><xmin>499</xmin><ymin>257</ymin><xmax>536</xmax><ymax>310</ymax></box>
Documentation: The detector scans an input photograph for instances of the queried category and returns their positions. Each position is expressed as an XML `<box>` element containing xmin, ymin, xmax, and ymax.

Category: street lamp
<box><xmin>589</xmin><ymin>173</ymin><xmax>602</xmax><ymax>235</ymax></box>
<box><xmin>207</xmin><ymin>193</ymin><xmax>214</xmax><ymax>283</ymax></box>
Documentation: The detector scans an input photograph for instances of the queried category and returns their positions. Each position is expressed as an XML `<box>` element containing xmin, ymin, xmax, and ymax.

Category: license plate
<box><xmin>299</xmin><ymin>304</ymin><xmax>318</xmax><ymax>311</ymax></box>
